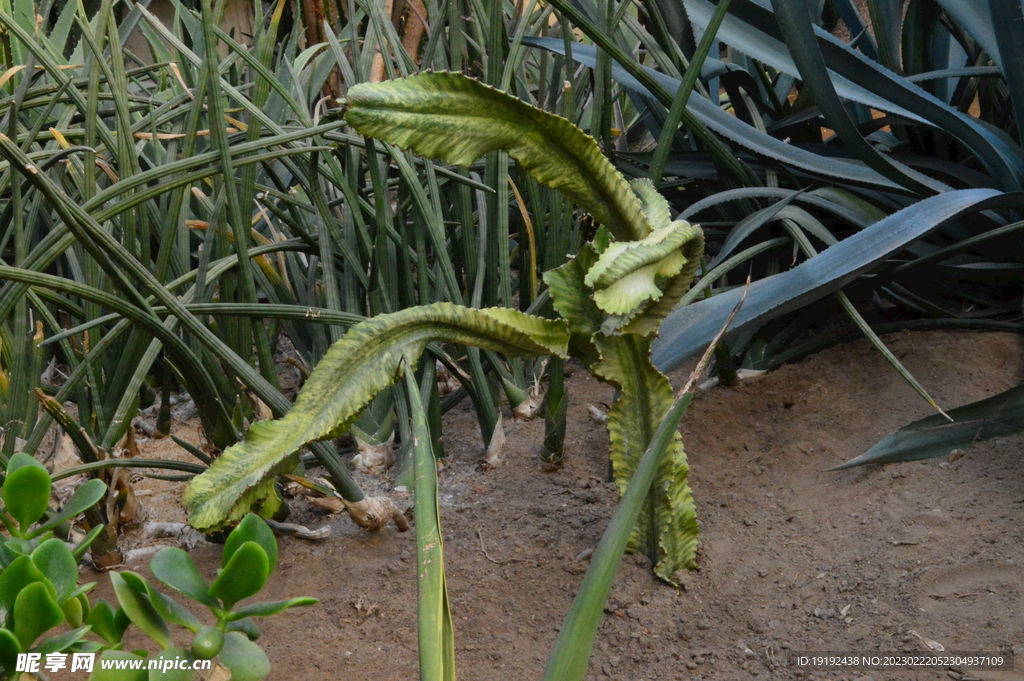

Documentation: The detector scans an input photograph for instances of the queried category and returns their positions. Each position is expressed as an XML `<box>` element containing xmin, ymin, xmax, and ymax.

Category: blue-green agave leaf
<box><xmin>653</xmin><ymin>189</ymin><xmax>1012</xmax><ymax>370</ymax></box>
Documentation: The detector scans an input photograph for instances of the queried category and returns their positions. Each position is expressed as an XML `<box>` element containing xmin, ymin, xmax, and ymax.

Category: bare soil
<box><xmin>78</xmin><ymin>329</ymin><xmax>1024</xmax><ymax>681</ymax></box>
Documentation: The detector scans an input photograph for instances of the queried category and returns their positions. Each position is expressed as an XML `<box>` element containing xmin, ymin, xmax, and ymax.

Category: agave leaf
<box><xmin>185</xmin><ymin>304</ymin><xmax>569</xmax><ymax>530</ymax></box>
<box><xmin>833</xmin><ymin>383</ymin><xmax>1024</xmax><ymax>469</ymax></box>
<box><xmin>521</xmin><ymin>37</ymin><xmax>903</xmax><ymax>190</ymax></box>
<box><xmin>653</xmin><ymin>188</ymin><xmax>1010</xmax><ymax>371</ymax></box>
<box><xmin>592</xmin><ymin>335</ymin><xmax>698</xmax><ymax>580</ymax></box>
<box><xmin>692</xmin><ymin>0</ymin><xmax>1023</xmax><ymax>188</ymax></box>
<box><xmin>770</xmin><ymin>0</ymin><xmax>939</xmax><ymax>194</ymax></box>
<box><xmin>830</xmin><ymin>0</ymin><xmax>878</xmax><ymax>58</ymax></box>
<box><xmin>345</xmin><ymin>71</ymin><xmax>651</xmax><ymax>240</ymax></box>
<box><xmin>935</xmin><ymin>0</ymin><xmax>1001</xmax><ymax>69</ymax></box>
<box><xmin>989</xmin><ymin>0</ymin><xmax>1024</xmax><ymax>146</ymax></box>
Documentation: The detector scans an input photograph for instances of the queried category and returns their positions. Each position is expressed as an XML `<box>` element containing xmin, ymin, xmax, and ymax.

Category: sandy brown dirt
<box><xmin>76</xmin><ymin>329</ymin><xmax>1024</xmax><ymax>681</ymax></box>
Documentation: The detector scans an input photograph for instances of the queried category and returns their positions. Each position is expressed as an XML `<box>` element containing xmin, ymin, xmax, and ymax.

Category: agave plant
<box><xmin>183</xmin><ymin>71</ymin><xmax>705</xmax><ymax>581</ymax></box>
<box><xmin>520</xmin><ymin>0</ymin><xmax>1024</xmax><ymax>465</ymax></box>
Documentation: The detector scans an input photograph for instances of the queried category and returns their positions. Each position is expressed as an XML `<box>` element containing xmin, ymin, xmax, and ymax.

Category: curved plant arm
<box><xmin>185</xmin><ymin>303</ymin><xmax>569</xmax><ymax>530</ymax></box>
<box><xmin>345</xmin><ymin>71</ymin><xmax>652</xmax><ymax>241</ymax></box>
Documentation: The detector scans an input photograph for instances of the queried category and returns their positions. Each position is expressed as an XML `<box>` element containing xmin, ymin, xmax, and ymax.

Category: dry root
<box><xmin>351</xmin><ymin>432</ymin><xmax>395</xmax><ymax>475</ymax></box>
<box><xmin>343</xmin><ymin>496</ymin><xmax>410</xmax><ymax>532</ymax></box>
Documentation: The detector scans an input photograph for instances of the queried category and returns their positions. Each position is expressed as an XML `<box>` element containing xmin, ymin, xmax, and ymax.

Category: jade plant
<box><xmin>183</xmin><ymin>72</ymin><xmax>705</xmax><ymax>582</ymax></box>
<box><xmin>84</xmin><ymin>513</ymin><xmax>315</xmax><ymax>681</ymax></box>
<box><xmin>0</xmin><ymin>449</ymin><xmax>310</xmax><ymax>680</ymax></box>
<box><xmin>0</xmin><ymin>454</ymin><xmax>107</xmax><ymax>679</ymax></box>
<box><xmin>7</xmin><ymin>512</ymin><xmax>311</xmax><ymax>681</ymax></box>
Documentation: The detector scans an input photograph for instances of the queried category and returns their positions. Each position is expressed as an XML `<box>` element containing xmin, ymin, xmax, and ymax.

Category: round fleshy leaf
<box><xmin>0</xmin><ymin>627</ymin><xmax>21</xmax><ymax>673</ymax></box>
<box><xmin>6</xmin><ymin>453</ymin><xmax>43</xmax><ymax>475</ymax></box>
<box><xmin>89</xmin><ymin>651</ymin><xmax>148</xmax><ymax>681</ymax></box>
<box><xmin>85</xmin><ymin>599</ymin><xmax>119</xmax><ymax>644</ymax></box>
<box><xmin>110</xmin><ymin>572</ymin><xmax>172</xmax><ymax>650</ymax></box>
<box><xmin>2</xmin><ymin>460</ymin><xmax>52</xmax><ymax>532</ymax></box>
<box><xmin>35</xmin><ymin>624</ymin><xmax>91</xmax><ymax>654</ymax></box>
<box><xmin>32</xmin><ymin>538</ymin><xmax>78</xmax><ymax>600</ymax></box>
<box><xmin>0</xmin><ymin>555</ymin><xmax>53</xmax><ymax>630</ymax></box>
<box><xmin>222</xmin><ymin>514</ymin><xmax>277</xmax><ymax>574</ymax></box>
<box><xmin>225</xmin><ymin>617</ymin><xmax>261</xmax><ymax>641</ymax></box>
<box><xmin>151</xmin><ymin>547</ymin><xmax>215</xmax><ymax>607</ymax></box>
<box><xmin>13</xmin><ymin>581</ymin><xmax>64</xmax><ymax>649</ymax></box>
<box><xmin>147</xmin><ymin>647</ymin><xmax>196</xmax><ymax>681</ymax></box>
<box><xmin>209</xmin><ymin>542</ymin><xmax>268</xmax><ymax>610</ymax></box>
<box><xmin>190</xmin><ymin>626</ymin><xmax>224</xmax><ymax>659</ymax></box>
<box><xmin>229</xmin><ymin>597</ymin><xmax>318</xmax><ymax>619</ymax></box>
<box><xmin>217</xmin><ymin>631</ymin><xmax>270</xmax><ymax>681</ymax></box>
<box><xmin>61</xmin><ymin>595</ymin><xmax>84</xmax><ymax>628</ymax></box>
<box><xmin>33</xmin><ymin>478</ymin><xmax>107</xmax><ymax>535</ymax></box>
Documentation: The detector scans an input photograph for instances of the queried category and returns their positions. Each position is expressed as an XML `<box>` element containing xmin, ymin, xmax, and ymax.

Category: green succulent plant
<box><xmin>183</xmin><ymin>72</ymin><xmax>705</xmax><ymax>582</ymax></box>
<box><xmin>0</xmin><ymin>454</ymin><xmax>309</xmax><ymax>681</ymax></box>
<box><xmin>0</xmin><ymin>454</ymin><xmax>107</xmax><ymax>680</ymax></box>
<box><xmin>90</xmin><ymin>513</ymin><xmax>316</xmax><ymax>681</ymax></box>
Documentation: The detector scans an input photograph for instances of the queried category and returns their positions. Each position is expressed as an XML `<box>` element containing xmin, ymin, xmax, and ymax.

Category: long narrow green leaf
<box><xmin>648</xmin><ymin>0</ymin><xmax>734</xmax><ymax>184</ymax></box>
<box><xmin>404</xmin><ymin>369</ymin><xmax>456</xmax><ymax>681</ymax></box>
<box><xmin>539</xmin><ymin>0</ymin><xmax>760</xmax><ymax>186</ymax></box>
